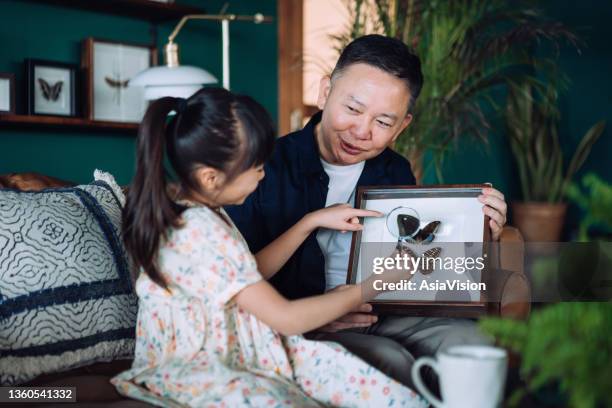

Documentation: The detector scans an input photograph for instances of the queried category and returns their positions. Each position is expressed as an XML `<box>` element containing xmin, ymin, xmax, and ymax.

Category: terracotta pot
<box><xmin>511</xmin><ymin>201</ymin><xmax>567</xmax><ymax>241</ymax></box>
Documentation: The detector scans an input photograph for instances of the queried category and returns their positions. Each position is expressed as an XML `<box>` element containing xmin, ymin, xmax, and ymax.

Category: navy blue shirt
<box><xmin>226</xmin><ymin>112</ymin><xmax>416</xmax><ymax>299</ymax></box>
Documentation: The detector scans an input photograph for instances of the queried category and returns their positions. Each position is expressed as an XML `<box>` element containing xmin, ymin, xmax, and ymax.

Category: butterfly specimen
<box><xmin>394</xmin><ymin>214</ymin><xmax>442</xmax><ymax>274</ymax></box>
<box><xmin>38</xmin><ymin>78</ymin><xmax>63</xmax><ymax>101</ymax></box>
<box><xmin>396</xmin><ymin>240</ymin><xmax>418</xmax><ymax>256</ymax></box>
<box><xmin>104</xmin><ymin>76</ymin><xmax>129</xmax><ymax>88</ymax></box>
<box><xmin>397</xmin><ymin>214</ymin><xmax>420</xmax><ymax>238</ymax></box>
<box><xmin>419</xmin><ymin>247</ymin><xmax>442</xmax><ymax>275</ymax></box>
<box><xmin>104</xmin><ymin>63</ymin><xmax>131</xmax><ymax>106</ymax></box>
<box><xmin>397</xmin><ymin>214</ymin><xmax>441</xmax><ymax>244</ymax></box>
<box><xmin>413</xmin><ymin>221</ymin><xmax>441</xmax><ymax>244</ymax></box>
<box><xmin>396</xmin><ymin>240</ymin><xmax>442</xmax><ymax>275</ymax></box>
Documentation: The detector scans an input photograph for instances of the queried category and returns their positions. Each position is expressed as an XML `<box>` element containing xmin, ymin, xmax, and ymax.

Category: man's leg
<box><xmin>306</xmin><ymin>317</ymin><xmax>492</xmax><ymax>389</ymax></box>
<box><xmin>371</xmin><ymin>316</ymin><xmax>493</xmax><ymax>358</ymax></box>
<box><xmin>305</xmin><ymin>330</ymin><xmax>416</xmax><ymax>387</ymax></box>
<box><xmin>369</xmin><ymin>316</ymin><xmax>494</xmax><ymax>393</ymax></box>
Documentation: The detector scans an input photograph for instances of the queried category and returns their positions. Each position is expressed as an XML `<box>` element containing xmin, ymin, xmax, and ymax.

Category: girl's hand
<box><xmin>304</xmin><ymin>203</ymin><xmax>383</xmax><ymax>233</ymax></box>
<box><xmin>362</xmin><ymin>246</ymin><xmax>418</xmax><ymax>300</ymax></box>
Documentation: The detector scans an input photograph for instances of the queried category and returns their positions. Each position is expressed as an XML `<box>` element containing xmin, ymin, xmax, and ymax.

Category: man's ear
<box><xmin>391</xmin><ymin>113</ymin><xmax>413</xmax><ymax>143</ymax></box>
<box><xmin>316</xmin><ymin>76</ymin><xmax>332</xmax><ymax>110</ymax></box>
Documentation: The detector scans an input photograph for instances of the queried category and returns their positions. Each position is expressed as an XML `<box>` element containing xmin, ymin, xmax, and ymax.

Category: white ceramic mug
<box><xmin>411</xmin><ymin>345</ymin><xmax>508</xmax><ymax>408</ymax></box>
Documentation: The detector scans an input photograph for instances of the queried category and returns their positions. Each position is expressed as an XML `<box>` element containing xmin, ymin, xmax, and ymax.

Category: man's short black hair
<box><xmin>331</xmin><ymin>34</ymin><xmax>424</xmax><ymax>112</ymax></box>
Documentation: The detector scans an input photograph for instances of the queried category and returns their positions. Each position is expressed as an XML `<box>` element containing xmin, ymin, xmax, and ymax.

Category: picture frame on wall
<box><xmin>82</xmin><ymin>38</ymin><xmax>157</xmax><ymax>123</ymax></box>
<box><xmin>347</xmin><ymin>184</ymin><xmax>495</xmax><ymax>318</ymax></box>
<box><xmin>25</xmin><ymin>59</ymin><xmax>77</xmax><ymax>117</ymax></box>
<box><xmin>0</xmin><ymin>73</ymin><xmax>15</xmax><ymax>114</ymax></box>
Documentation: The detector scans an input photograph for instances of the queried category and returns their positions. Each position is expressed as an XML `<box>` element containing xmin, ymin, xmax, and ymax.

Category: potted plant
<box><xmin>479</xmin><ymin>302</ymin><xmax>612</xmax><ymax>408</ymax></box>
<box><xmin>506</xmin><ymin>80</ymin><xmax>606</xmax><ymax>241</ymax></box>
<box><xmin>566</xmin><ymin>173</ymin><xmax>612</xmax><ymax>241</ymax></box>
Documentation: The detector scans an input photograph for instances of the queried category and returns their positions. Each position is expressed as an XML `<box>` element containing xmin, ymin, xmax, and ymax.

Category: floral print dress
<box><xmin>111</xmin><ymin>206</ymin><xmax>427</xmax><ymax>408</ymax></box>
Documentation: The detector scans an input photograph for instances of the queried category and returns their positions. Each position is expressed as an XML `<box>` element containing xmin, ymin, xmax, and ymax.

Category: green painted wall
<box><xmin>0</xmin><ymin>0</ymin><xmax>277</xmax><ymax>185</ymax></box>
<box><xmin>428</xmin><ymin>0</ymin><xmax>612</xmax><ymax>234</ymax></box>
<box><xmin>1</xmin><ymin>1</ymin><xmax>608</xmax><ymax>236</ymax></box>
<box><xmin>543</xmin><ymin>0</ymin><xmax>612</xmax><ymax>234</ymax></box>
<box><xmin>547</xmin><ymin>0</ymin><xmax>612</xmax><ymax>183</ymax></box>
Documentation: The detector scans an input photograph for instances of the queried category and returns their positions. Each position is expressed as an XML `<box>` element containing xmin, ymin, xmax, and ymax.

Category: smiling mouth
<box><xmin>339</xmin><ymin>138</ymin><xmax>365</xmax><ymax>155</ymax></box>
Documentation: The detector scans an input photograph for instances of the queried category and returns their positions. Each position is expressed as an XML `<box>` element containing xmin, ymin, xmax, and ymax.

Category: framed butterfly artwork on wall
<box><xmin>0</xmin><ymin>73</ymin><xmax>15</xmax><ymax>114</ymax></box>
<box><xmin>25</xmin><ymin>59</ymin><xmax>77</xmax><ymax>117</ymax></box>
<box><xmin>347</xmin><ymin>184</ymin><xmax>500</xmax><ymax>318</ymax></box>
<box><xmin>81</xmin><ymin>38</ymin><xmax>157</xmax><ymax>123</ymax></box>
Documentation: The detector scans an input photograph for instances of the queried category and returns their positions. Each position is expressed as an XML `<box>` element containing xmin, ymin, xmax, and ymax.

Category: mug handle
<box><xmin>411</xmin><ymin>357</ymin><xmax>444</xmax><ymax>408</ymax></box>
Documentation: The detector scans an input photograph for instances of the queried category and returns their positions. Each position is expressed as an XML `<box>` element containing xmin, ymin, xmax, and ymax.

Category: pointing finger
<box><xmin>350</xmin><ymin>209</ymin><xmax>384</xmax><ymax>218</ymax></box>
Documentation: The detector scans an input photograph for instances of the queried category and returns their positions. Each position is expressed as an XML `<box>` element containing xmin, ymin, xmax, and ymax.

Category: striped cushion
<box><xmin>0</xmin><ymin>176</ymin><xmax>137</xmax><ymax>385</ymax></box>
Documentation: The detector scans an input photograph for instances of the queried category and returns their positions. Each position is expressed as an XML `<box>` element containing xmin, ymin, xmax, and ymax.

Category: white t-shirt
<box><xmin>316</xmin><ymin>159</ymin><xmax>365</xmax><ymax>291</ymax></box>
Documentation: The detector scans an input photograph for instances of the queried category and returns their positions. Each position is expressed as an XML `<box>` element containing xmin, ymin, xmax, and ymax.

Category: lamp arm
<box><xmin>168</xmin><ymin>13</ymin><xmax>273</xmax><ymax>44</ymax></box>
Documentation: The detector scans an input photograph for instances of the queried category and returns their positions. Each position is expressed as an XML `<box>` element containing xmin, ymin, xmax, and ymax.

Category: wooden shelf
<box><xmin>4</xmin><ymin>1</ymin><xmax>205</xmax><ymax>134</ymax></box>
<box><xmin>0</xmin><ymin>114</ymin><xmax>139</xmax><ymax>134</ymax></box>
<box><xmin>25</xmin><ymin>0</ymin><xmax>206</xmax><ymax>22</ymax></box>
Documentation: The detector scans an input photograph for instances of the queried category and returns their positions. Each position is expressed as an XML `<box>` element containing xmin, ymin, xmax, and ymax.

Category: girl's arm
<box><xmin>254</xmin><ymin>204</ymin><xmax>382</xmax><ymax>280</ymax></box>
<box><xmin>235</xmin><ymin>257</ymin><xmax>411</xmax><ymax>336</ymax></box>
<box><xmin>235</xmin><ymin>280</ymin><xmax>363</xmax><ymax>336</ymax></box>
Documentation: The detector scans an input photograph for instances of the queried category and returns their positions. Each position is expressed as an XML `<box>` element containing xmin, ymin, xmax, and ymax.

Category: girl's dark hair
<box><xmin>123</xmin><ymin>87</ymin><xmax>275</xmax><ymax>289</ymax></box>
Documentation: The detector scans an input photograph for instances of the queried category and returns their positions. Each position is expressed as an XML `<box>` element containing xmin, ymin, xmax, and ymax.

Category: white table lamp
<box><xmin>130</xmin><ymin>7</ymin><xmax>272</xmax><ymax>99</ymax></box>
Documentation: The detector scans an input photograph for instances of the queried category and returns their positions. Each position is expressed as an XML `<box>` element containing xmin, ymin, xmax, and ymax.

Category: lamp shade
<box><xmin>129</xmin><ymin>65</ymin><xmax>218</xmax><ymax>100</ymax></box>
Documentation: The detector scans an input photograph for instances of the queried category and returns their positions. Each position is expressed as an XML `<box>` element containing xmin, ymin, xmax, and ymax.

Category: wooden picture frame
<box><xmin>25</xmin><ymin>59</ymin><xmax>77</xmax><ymax>117</ymax></box>
<box><xmin>81</xmin><ymin>38</ymin><xmax>157</xmax><ymax>123</ymax></box>
<box><xmin>0</xmin><ymin>73</ymin><xmax>15</xmax><ymax>114</ymax></box>
<box><xmin>347</xmin><ymin>184</ymin><xmax>497</xmax><ymax>318</ymax></box>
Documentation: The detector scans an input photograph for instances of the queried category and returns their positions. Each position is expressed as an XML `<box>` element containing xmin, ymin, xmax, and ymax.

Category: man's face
<box><xmin>316</xmin><ymin>63</ymin><xmax>413</xmax><ymax>165</ymax></box>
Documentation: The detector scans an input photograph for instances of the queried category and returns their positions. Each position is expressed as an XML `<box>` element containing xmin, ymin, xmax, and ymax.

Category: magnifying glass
<box><xmin>386</xmin><ymin>206</ymin><xmax>441</xmax><ymax>245</ymax></box>
<box><xmin>386</xmin><ymin>206</ymin><xmax>420</xmax><ymax>241</ymax></box>
<box><xmin>386</xmin><ymin>206</ymin><xmax>442</xmax><ymax>275</ymax></box>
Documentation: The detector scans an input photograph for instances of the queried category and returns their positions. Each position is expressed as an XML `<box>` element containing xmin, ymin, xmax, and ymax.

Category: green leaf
<box><xmin>561</xmin><ymin>121</ymin><xmax>607</xmax><ymax>196</ymax></box>
<box><xmin>481</xmin><ymin>303</ymin><xmax>612</xmax><ymax>408</ymax></box>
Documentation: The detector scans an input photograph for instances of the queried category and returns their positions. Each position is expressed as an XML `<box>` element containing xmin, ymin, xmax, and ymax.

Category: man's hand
<box><xmin>316</xmin><ymin>285</ymin><xmax>377</xmax><ymax>332</ymax></box>
<box><xmin>478</xmin><ymin>187</ymin><xmax>507</xmax><ymax>241</ymax></box>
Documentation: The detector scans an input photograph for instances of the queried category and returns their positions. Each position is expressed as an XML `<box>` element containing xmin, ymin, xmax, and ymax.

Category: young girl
<box><xmin>112</xmin><ymin>88</ymin><xmax>425</xmax><ymax>407</ymax></box>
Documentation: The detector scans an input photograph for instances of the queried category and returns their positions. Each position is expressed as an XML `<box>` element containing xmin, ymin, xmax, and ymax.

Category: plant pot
<box><xmin>511</xmin><ymin>202</ymin><xmax>567</xmax><ymax>241</ymax></box>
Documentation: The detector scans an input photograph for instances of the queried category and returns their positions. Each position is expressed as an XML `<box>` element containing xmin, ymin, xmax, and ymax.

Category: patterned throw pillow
<box><xmin>0</xmin><ymin>171</ymin><xmax>137</xmax><ymax>385</ymax></box>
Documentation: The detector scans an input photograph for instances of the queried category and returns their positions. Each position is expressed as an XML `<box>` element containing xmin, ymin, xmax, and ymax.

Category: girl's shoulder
<box><xmin>169</xmin><ymin>205</ymin><xmax>237</xmax><ymax>245</ymax></box>
<box><xmin>180</xmin><ymin>205</ymin><xmax>217</xmax><ymax>225</ymax></box>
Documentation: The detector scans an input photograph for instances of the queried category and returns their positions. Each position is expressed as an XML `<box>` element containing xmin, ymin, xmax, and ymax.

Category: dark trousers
<box><xmin>306</xmin><ymin>316</ymin><xmax>492</xmax><ymax>389</ymax></box>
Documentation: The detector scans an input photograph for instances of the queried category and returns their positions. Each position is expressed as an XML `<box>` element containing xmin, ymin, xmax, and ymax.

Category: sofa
<box><xmin>0</xmin><ymin>172</ymin><xmax>530</xmax><ymax>406</ymax></box>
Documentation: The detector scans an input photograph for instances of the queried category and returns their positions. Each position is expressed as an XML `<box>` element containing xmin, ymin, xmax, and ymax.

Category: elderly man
<box><xmin>227</xmin><ymin>34</ymin><xmax>507</xmax><ymax>386</ymax></box>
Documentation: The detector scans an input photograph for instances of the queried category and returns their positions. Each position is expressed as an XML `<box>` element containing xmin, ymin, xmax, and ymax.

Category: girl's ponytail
<box><xmin>123</xmin><ymin>97</ymin><xmax>184</xmax><ymax>290</ymax></box>
<box><xmin>123</xmin><ymin>87</ymin><xmax>275</xmax><ymax>291</ymax></box>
